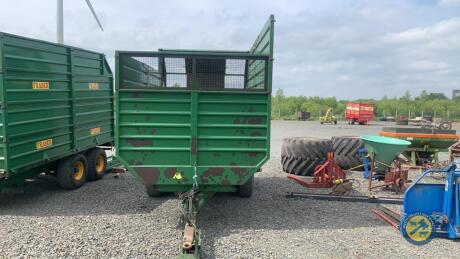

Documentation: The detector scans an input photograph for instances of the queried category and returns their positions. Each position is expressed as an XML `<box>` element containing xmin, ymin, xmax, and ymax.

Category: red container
<box><xmin>345</xmin><ymin>102</ymin><xmax>374</xmax><ymax>125</ymax></box>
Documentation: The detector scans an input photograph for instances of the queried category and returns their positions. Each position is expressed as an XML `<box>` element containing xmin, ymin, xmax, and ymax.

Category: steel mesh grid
<box><xmin>121</xmin><ymin>54</ymin><xmax>267</xmax><ymax>90</ymax></box>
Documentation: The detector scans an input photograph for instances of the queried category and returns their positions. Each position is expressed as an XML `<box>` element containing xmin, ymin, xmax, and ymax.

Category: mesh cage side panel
<box><xmin>119</xmin><ymin>54</ymin><xmax>267</xmax><ymax>90</ymax></box>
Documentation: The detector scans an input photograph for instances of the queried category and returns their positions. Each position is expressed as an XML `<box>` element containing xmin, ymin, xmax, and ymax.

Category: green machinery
<box><xmin>0</xmin><ymin>33</ymin><xmax>114</xmax><ymax>190</ymax></box>
<box><xmin>115</xmin><ymin>15</ymin><xmax>274</xmax><ymax>258</ymax></box>
<box><xmin>380</xmin><ymin>127</ymin><xmax>459</xmax><ymax>166</ymax></box>
<box><xmin>320</xmin><ymin>108</ymin><xmax>337</xmax><ymax>124</ymax></box>
<box><xmin>361</xmin><ymin>135</ymin><xmax>411</xmax><ymax>172</ymax></box>
<box><xmin>360</xmin><ymin>135</ymin><xmax>411</xmax><ymax>192</ymax></box>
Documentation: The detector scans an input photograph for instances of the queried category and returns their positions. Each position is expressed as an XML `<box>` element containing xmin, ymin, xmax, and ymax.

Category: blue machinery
<box><xmin>401</xmin><ymin>163</ymin><xmax>460</xmax><ymax>240</ymax></box>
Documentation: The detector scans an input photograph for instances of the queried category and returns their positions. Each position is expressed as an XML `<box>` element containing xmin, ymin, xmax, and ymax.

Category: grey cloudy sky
<box><xmin>1</xmin><ymin>0</ymin><xmax>459</xmax><ymax>99</ymax></box>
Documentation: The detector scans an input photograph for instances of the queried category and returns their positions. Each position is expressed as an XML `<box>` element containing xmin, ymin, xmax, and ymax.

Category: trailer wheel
<box><xmin>237</xmin><ymin>176</ymin><xmax>253</xmax><ymax>198</ymax></box>
<box><xmin>332</xmin><ymin>136</ymin><xmax>365</xmax><ymax>170</ymax></box>
<box><xmin>86</xmin><ymin>148</ymin><xmax>107</xmax><ymax>181</ymax></box>
<box><xmin>57</xmin><ymin>154</ymin><xmax>88</xmax><ymax>190</ymax></box>
<box><xmin>146</xmin><ymin>185</ymin><xmax>163</xmax><ymax>197</ymax></box>
<box><xmin>281</xmin><ymin>138</ymin><xmax>332</xmax><ymax>176</ymax></box>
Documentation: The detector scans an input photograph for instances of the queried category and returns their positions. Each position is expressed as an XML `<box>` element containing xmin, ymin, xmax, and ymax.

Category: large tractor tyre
<box><xmin>57</xmin><ymin>154</ymin><xmax>88</xmax><ymax>190</ymax></box>
<box><xmin>86</xmin><ymin>148</ymin><xmax>107</xmax><ymax>181</ymax></box>
<box><xmin>146</xmin><ymin>185</ymin><xmax>163</xmax><ymax>197</ymax></box>
<box><xmin>237</xmin><ymin>176</ymin><xmax>254</xmax><ymax>198</ymax></box>
<box><xmin>281</xmin><ymin>138</ymin><xmax>333</xmax><ymax>176</ymax></box>
<box><xmin>332</xmin><ymin>136</ymin><xmax>365</xmax><ymax>170</ymax></box>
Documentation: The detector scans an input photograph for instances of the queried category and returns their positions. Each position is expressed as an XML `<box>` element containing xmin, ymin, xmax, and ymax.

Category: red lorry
<box><xmin>345</xmin><ymin>102</ymin><xmax>374</xmax><ymax>125</ymax></box>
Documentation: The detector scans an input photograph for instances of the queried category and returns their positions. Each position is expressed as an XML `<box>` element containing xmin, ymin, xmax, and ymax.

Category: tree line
<box><xmin>272</xmin><ymin>89</ymin><xmax>460</xmax><ymax>121</ymax></box>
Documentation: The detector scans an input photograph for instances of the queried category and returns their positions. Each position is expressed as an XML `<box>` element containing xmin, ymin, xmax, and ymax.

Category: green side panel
<box><xmin>0</xmin><ymin>32</ymin><xmax>114</xmax><ymax>175</ymax></box>
<box><xmin>0</xmin><ymin>111</ymin><xmax>5</xmax><ymax>170</ymax></box>
<box><xmin>250</xmin><ymin>15</ymin><xmax>275</xmax><ymax>58</ymax></box>
<box><xmin>73</xmin><ymin>50</ymin><xmax>114</xmax><ymax>151</ymax></box>
<box><xmin>0</xmin><ymin>35</ymin><xmax>5</xmax><ymax>171</ymax></box>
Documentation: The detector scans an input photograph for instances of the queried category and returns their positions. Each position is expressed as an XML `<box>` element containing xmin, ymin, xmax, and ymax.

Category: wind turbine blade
<box><xmin>85</xmin><ymin>0</ymin><xmax>104</xmax><ymax>31</ymax></box>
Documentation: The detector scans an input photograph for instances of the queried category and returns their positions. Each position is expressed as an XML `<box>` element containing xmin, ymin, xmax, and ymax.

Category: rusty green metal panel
<box><xmin>115</xmin><ymin>15</ymin><xmax>274</xmax><ymax>193</ymax></box>
<box><xmin>0</xmin><ymin>32</ymin><xmax>114</xmax><ymax>184</ymax></box>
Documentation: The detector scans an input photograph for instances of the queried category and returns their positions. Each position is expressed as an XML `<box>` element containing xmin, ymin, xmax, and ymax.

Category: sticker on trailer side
<box><xmin>32</xmin><ymin>82</ymin><xmax>49</xmax><ymax>89</ymax></box>
<box><xmin>88</xmin><ymin>83</ymin><xmax>99</xmax><ymax>90</ymax></box>
<box><xmin>36</xmin><ymin>138</ymin><xmax>53</xmax><ymax>149</ymax></box>
<box><xmin>90</xmin><ymin>127</ymin><xmax>101</xmax><ymax>135</ymax></box>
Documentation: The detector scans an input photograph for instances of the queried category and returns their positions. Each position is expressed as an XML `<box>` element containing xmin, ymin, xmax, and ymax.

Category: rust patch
<box><xmin>132</xmin><ymin>92</ymin><xmax>140</xmax><ymax>98</ymax></box>
<box><xmin>201</xmin><ymin>167</ymin><xmax>225</xmax><ymax>184</ymax></box>
<box><xmin>146</xmin><ymin>116</ymin><xmax>152</xmax><ymax>122</ymax></box>
<box><xmin>250</xmin><ymin>131</ymin><xmax>262</xmax><ymax>137</ymax></box>
<box><xmin>150</xmin><ymin>129</ymin><xmax>157</xmax><ymax>135</ymax></box>
<box><xmin>247</xmin><ymin>117</ymin><xmax>262</xmax><ymax>125</ymax></box>
<box><xmin>222</xmin><ymin>179</ymin><xmax>231</xmax><ymax>185</ymax></box>
<box><xmin>248</xmin><ymin>107</ymin><xmax>256</xmax><ymax>112</ymax></box>
<box><xmin>231</xmin><ymin>167</ymin><xmax>249</xmax><ymax>184</ymax></box>
<box><xmin>203</xmin><ymin>167</ymin><xmax>225</xmax><ymax>177</ymax></box>
<box><xmin>191</xmin><ymin>137</ymin><xmax>197</xmax><ymax>155</ymax></box>
<box><xmin>126</xmin><ymin>139</ymin><xmax>153</xmax><ymax>147</ymax></box>
<box><xmin>164</xmin><ymin>167</ymin><xmax>177</xmax><ymax>178</ymax></box>
<box><xmin>233</xmin><ymin>118</ymin><xmax>241</xmax><ymax>124</ymax></box>
<box><xmin>232</xmin><ymin>167</ymin><xmax>250</xmax><ymax>185</ymax></box>
<box><xmin>231</xmin><ymin>167</ymin><xmax>248</xmax><ymax>178</ymax></box>
<box><xmin>135</xmin><ymin>167</ymin><xmax>160</xmax><ymax>184</ymax></box>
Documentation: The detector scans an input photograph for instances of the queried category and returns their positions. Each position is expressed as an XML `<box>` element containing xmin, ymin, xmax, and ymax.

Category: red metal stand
<box><xmin>287</xmin><ymin>152</ymin><xmax>345</xmax><ymax>188</ymax></box>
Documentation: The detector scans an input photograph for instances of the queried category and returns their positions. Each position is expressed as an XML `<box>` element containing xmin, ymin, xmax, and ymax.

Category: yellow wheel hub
<box><xmin>73</xmin><ymin>161</ymin><xmax>85</xmax><ymax>181</ymax></box>
<box><xmin>96</xmin><ymin>154</ymin><xmax>105</xmax><ymax>173</ymax></box>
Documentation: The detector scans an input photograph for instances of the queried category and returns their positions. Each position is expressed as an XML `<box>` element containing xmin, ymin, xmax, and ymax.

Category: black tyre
<box><xmin>57</xmin><ymin>154</ymin><xmax>88</xmax><ymax>190</ymax></box>
<box><xmin>439</xmin><ymin>121</ymin><xmax>452</xmax><ymax>130</ymax></box>
<box><xmin>146</xmin><ymin>185</ymin><xmax>163</xmax><ymax>197</ymax></box>
<box><xmin>86</xmin><ymin>148</ymin><xmax>107</xmax><ymax>181</ymax></box>
<box><xmin>332</xmin><ymin>136</ymin><xmax>365</xmax><ymax>170</ymax></box>
<box><xmin>281</xmin><ymin>138</ymin><xmax>333</xmax><ymax>176</ymax></box>
<box><xmin>237</xmin><ymin>176</ymin><xmax>253</xmax><ymax>198</ymax></box>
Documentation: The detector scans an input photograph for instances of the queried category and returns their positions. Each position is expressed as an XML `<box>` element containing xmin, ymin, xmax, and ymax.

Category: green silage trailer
<box><xmin>115</xmin><ymin>15</ymin><xmax>274</xmax><ymax>257</ymax></box>
<box><xmin>0</xmin><ymin>33</ymin><xmax>114</xmax><ymax>190</ymax></box>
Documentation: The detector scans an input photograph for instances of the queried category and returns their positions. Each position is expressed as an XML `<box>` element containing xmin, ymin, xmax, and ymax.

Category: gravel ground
<box><xmin>0</xmin><ymin>121</ymin><xmax>459</xmax><ymax>258</ymax></box>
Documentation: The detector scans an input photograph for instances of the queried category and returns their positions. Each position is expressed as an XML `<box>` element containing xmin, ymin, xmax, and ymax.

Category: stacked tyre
<box><xmin>332</xmin><ymin>136</ymin><xmax>365</xmax><ymax>170</ymax></box>
<box><xmin>281</xmin><ymin>138</ymin><xmax>333</xmax><ymax>176</ymax></box>
<box><xmin>281</xmin><ymin>136</ymin><xmax>365</xmax><ymax>176</ymax></box>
